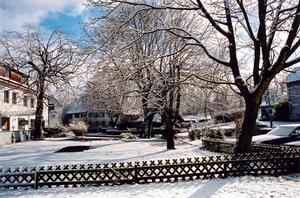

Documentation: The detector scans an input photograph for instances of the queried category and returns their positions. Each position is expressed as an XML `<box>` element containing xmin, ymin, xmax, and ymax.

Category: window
<box><xmin>89</xmin><ymin>112</ymin><xmax>97</xmax><ymax>118</ymax></box>
<box><xmin>30</xmin><ymin>98</ymin><xmax>35</xmax><ymax>108</ymax></box>
<box><xmin>291</xmin><ymin>128</ymin><xmax>300</xmax><ymax>136</ymax></box>
<box><xmin>4</xmin><ymin>90</ymin><xmax>9</xmax><ymax>103</ymax></box>
<box><xmin>23</xmin><ymin>96</ymin><xmax>28</xmax><ymax>107</ymax></box>
<box><xmin>12</xmin><ymin>93</ymin><xmax>17</xmax><ymax>104</ymax></box>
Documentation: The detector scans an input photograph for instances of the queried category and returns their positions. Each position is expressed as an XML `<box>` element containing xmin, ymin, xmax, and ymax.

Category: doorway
<box><xmin>1</xmin><ymin>117</ymin><xmax>10</xmax><ymax>131</ymax></box>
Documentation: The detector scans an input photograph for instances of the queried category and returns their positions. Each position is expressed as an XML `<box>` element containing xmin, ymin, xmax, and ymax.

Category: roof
<box><xmin>284</xmin><ymin>67</ymin><xmax>300</xmax><ymax>83</ymax></box>
<box><xmin>65</xmin><ymin>101</ymin><xmax>88</xmax><ymax>114</ymax></box>
<box><xmin>0</xmin><ymin>63</ymin><xmax>28</xmax><ymax>77</ymax></box>
<box><xmin>0</xmin><ymin>76</ymin><xmax>34</xmax><ymax>93</ymax></box>
<box><xmin>65</xmin><ymin>106</ymin><xmax>88</xmax><ymax>114</ymax></box>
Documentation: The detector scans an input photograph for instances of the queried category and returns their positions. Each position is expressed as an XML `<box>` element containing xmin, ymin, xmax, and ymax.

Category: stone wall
<box><xmin>0</xmin><ymin>131</ymin><xmax>31</xmax><ymax>146</ymax></box>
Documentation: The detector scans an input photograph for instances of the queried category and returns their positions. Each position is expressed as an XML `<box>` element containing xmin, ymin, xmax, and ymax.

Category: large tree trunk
<box><xmin>164</xmin><ymin>108</ymin><xmax>175</xmax><ymax>149</ymax></box>
<box><xmin>142</xmin><ymin>95</ymin><xmax>155</xmax><ymax>138</ymax></box>
<box><xmin>34</xmin><ymin>80</ymin><xmax>45</xmax><ymax>140</ymax></box>
<box><xmin>235</xmin><ymin>100</ymin><xmax>260</xmax><ymax>153</ymax></box>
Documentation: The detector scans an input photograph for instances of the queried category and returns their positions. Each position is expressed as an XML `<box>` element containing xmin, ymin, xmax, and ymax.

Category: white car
<box><xmin>284</xmin><ymin>140</ymin><xmax>300</xmax><ymax>147</ymax></box>
<box><xmin>252</xmin><ymin>124</ymin><xmax>300</xmax><ymax>145</ymax></box>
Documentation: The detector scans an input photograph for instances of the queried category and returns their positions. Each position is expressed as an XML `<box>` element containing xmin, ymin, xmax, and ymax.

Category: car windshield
<box><xmin>267</xmin><ymin>126</ymin><xmax>296</xmax><ymax>136</ymax></box>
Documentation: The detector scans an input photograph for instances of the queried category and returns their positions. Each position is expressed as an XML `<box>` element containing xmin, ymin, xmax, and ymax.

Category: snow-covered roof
<box><xmin>284</xmin><ymin>67</ymin><xmax>300</xmax><ymax>83</ymax></box>
<box><xmin>65</xmin><ymin>102</ymin><xmax>88</xmax><ymax>114</ymax></box>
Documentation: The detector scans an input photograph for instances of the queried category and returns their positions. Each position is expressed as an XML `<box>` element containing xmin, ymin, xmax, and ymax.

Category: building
<box><xmin>0</xmin><ymin>63</ymin><xmax>48</xmax><ymax>144</ymax></box>
<box><xmin>63</xmin><ymin>101</ymin><xmax>112</xmax><ymax>132</ymax></box>
<box><xmin>48</xmin><ymin>97</ymin><xmax>63</xmax><ymax>127</ymax></box>
<box><xmin>285</xmin><ymin>66</ymin><xmax>300</xmax><ymax>121</ymax></box>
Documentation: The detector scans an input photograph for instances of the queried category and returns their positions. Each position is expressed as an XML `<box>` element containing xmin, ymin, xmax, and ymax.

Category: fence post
<box><xmin>34</xmin><ymin>171</ymin><xmax>39</xmax><ymax>189</ymax></box>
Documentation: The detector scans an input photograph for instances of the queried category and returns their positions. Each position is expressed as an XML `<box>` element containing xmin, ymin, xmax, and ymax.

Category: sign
<box><xmin>19</xmin><ymin>119</ymin><xmax>29</xmax><ymax>125</ymax></box>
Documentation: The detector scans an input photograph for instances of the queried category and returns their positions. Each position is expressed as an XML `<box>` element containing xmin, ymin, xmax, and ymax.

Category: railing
<box><xmin>1</xmin><ymin>145</ymin><xmax>299</xmax><ymax>189</ymax></box>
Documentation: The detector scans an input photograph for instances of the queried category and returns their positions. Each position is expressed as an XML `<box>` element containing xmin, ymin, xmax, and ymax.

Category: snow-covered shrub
<box><xmin>69</xmin><ymin>121</ymin><xmax>88</xmax><ymax>136</ymax></box>
<box><xmin>205</xmin><ymin>128</ymin><xmax>225</xmax><ymax>140</ymax></box>
<box><xmin>188</xmin><ymin>129</ymin><xmax>195</xmax><ymax>141</ymax></box>
<box><xmin>174</xmin><ymin>128</ymin><xmax>181</xmax><ymax>134</ymax></box>
<box><xmin>188</xmin><ymin>128</ymin><xmax>207</xmax><ymax>141</ymax></box>
<box><xmin>55</xmin><ymin>125</ymin><xmax>69</xmax><ymax>133</ymax></box>
<box><xmin>44</xmin><ymin>124</ymin><xmax>71</xmax><ymax>138</ymax></box>
<box><xmin>120</xmin><ymin>132</ymin><xmax>136</xmax><ymax>140</ymax></box>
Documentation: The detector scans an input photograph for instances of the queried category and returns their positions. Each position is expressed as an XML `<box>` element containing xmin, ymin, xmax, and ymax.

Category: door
<box><xmin>30</xmin><ymin>119</ymin><xmax>35</xmax><ymax>129</ymax></box>
<box><xmin>1</xmin><ymin>117</ymin><xmax>10</xmax><ymax>131</ymax></box>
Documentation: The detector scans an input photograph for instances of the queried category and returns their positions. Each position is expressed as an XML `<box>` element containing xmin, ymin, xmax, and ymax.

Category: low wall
<box><xmin>202</xmin><ymin>138</ymin><xmax>300</xmax><ymax>154</ymax></box>
<box><xmin>0</xmin><ymin>131</ymin><xmax>31</xmax><ymax>146</ymax></box>
<box><xmin>202</xmin><ymin>138</ymin><xmax>235</xmax><ymax>153</ymax></box>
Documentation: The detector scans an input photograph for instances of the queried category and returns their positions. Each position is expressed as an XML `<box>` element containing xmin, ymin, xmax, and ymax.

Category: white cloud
<box><xmin>0</xmin><ymin>0</ymin><xmax>85</xmax><ymax>32</ymax></box>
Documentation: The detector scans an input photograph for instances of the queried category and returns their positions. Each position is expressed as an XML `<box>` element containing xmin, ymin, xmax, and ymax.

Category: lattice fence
<box><xmin>1</xmin><ymin>146</ymin><xmax>300</xmax><ymax>189</ymax></box>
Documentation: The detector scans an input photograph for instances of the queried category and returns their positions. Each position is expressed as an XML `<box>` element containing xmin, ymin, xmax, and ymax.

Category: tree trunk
<box><xmin>110</xmin><ymin>114</ymin><xmax>119</xmax><ymax>127</ymax></box>
<box><xmin>235</xmin><ymin>100</ymin><xmax>260</xmax><ymax>153</ymax></box>
<box><xmin>165</xmin><ymin>108</ymin><xmax>175</xmax><ymax>149</ymax></box>
<box><xmin>34</xmin><ymin>81</ymin><xmax>45</xmax><ymax>140</ymax></box>
<box><xmin>142</xmin><ymin>96</ymin><xmax>150</xmax><ymax>138</ymax></box>
<box><xmin>144</xmin><ymin>112</ymin><xmax>154</xmax><ymax>138</ymax></box>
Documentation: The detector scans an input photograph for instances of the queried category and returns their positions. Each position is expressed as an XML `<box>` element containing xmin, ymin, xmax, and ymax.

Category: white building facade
<box><xmin>0</xmin><ymin>64</ymin><xmax>48</xmax><ymax>133</ymax></box>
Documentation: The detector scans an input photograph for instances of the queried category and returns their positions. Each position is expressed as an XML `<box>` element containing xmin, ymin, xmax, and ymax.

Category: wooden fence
<box><xmin>1</xmin><ymin>145</ymin><xmax>299</xmax><ymax>189</ymax></box>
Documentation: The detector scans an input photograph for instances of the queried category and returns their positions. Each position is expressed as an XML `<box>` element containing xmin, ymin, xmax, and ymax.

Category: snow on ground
<box><xmin>1</xmin><ymin>138</ymin><xmax>299</xmax><ymax>197</ymax></box>
<box><xmin>0</xmin><ymin>174</ymin><xmax>299</xmax><ymax>198</ymax></box>
<box><xmin>0</xmin><ymin>138</ymin><xmax>214</xmax><ymax>168</ymax></box>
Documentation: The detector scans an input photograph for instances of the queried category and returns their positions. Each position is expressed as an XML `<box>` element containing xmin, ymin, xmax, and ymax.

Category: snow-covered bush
<box><xmin>55</xmin><ymin>125</ymin><xmax>69</xmax><ymax>133</ymax></box>
<box><xmin>43</xmin><ymin>124</ymin><xmax>70</xmax><ymax>138</ymax></box>
<box><xmin>205</xmin><ymin>128</ymin><xmax>225</xmax><ymax>140</ymax></box>
<box><xmin>174</xmin><ymin>128</ymin><xmax>181</xmax><ymax>134</ymax></box>
<box><xmin>120</xmin><ymin>132</ymin><xmax>136</xmax><ymax>140</ymax></box>
<box><xmin>69</xmin><ymin>121</ymin><xmax>88</xmax><ymax>136</ymax></box>
<box><xmin>188</xmin><ymin>129</ymin><xmax>196</xmax><ymax>141</ymax></box>
<box><xmin>188</xmin><ymin>128</ymin><xmax>208</xmax><ymax>141</ymax></box>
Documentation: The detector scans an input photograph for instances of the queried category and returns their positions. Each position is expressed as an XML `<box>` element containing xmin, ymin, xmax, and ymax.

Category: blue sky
<box><xmin>0</xmin><ymin>0</ymin><xmax>88</xmax><ymax>39</ymax></box>
<box><xmin>41</xmin><ymin>12</ymin><xmax>84</xmax><ymax>39</ymax></box>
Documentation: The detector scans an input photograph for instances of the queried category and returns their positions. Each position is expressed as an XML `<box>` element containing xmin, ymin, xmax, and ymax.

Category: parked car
<box><xmin>284</xmin><ymin>140</ymin><xmax>300</xmax><ymax>147</ymax></box>
<box><xmin>103</xmin><ymin>128</ymin><xmax>127</xmax><ymax>135</ymax></box>
<box><xmin>252</xmin><ymin>124</ymin><xmax>300</xmax><ymax>145</ymax></box>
